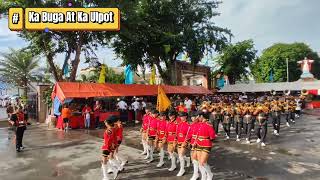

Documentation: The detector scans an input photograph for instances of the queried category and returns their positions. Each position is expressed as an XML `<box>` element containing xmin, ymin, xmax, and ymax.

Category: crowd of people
<box><xmin>138</xmin><ymin>93</ymin><xmax>304</xmax><ymax>180</ymax></box>
<box><xmin>59</xmin><ymin>97</ymin><xmax>149</xmax><ymax>132</ymax></box>
<box><xmin>140</xmin><ymin>109</ymin><xmax>215</xmax><ymax>180</ymax></box>
<box><xmin>60</xmin><ymin>101</ymin><xmax>104</xmax><ymax>131</ymax></box>
<box><xmin>99</xmin><ymin>93</ymin><xmax>306</xmax><ymax>180</ymax></box>
<box><xmin>116</xmin><ymin>97</ymin><xmax>148</xmax><ymax>124</ymax></box>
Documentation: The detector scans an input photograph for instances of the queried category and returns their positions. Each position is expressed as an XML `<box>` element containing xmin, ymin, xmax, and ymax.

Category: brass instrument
<box><xmin>256</xmin><ymin>105</ymin><xmax>268</xmax><ymax>125</ymax></box>
<box><xmin>209</xmin><ymin>103</ymin><xmax>217</xmax><ymax>112</ymax></box>
<box><xmin>284</xmin><ymin>89</ymin><xmax>291</xmax><ymax>96</ymax></box>
<box><xmin>271</xmin><ymin>101</ymin><xmax>281</xmax><ymax>112</ymax></box>
<box><xmin>200</xmin><ymin>101</ymin><xmax>210</xmax><ymax>110</ymax></box>
<box><xmin>222</xmin><ymin>106</ymin><xmax>232</xmax><ymax>123</ymax></box>
<box><xmin>234</xmin><ymin>106</ymin><xmax>242</xmax><ymax>122</ymax></box>
<box><xmin>301</xmin><ymin>89</ymin><xmax>308</xmax><ymax>96</ymax></box>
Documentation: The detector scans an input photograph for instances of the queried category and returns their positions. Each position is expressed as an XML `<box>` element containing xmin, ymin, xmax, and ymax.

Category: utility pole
<box><xmin>286</xmin><ymin>58</ymin><xmax>289</xmax><ymax>82</ymax></box>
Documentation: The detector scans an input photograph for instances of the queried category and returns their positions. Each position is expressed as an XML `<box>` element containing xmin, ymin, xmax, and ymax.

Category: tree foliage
<box><xmin>43</xmin><ymin>85</ymin><xmax>54</xmax><ymax>108</ymax></box>
<box><xmin>80</xmin><ymin>66</ymin><xmax>124</xmax><ymax>84</ymax></box>
<box><xmin>215</xmin><ymin>39</ymin><xmax>257</xmax><ymax>84</ymax></box>
<box><xmin>0</xmin><ymin>48</ymin><xmax>40</xmax><ymax>97</ymax></box>
<box><xmin>0</xmin><ymin>0</ymin><xmax>9</xmax><ymax>14</ymax></box>
<box><xmin>105</xmin><ymin>66</ymin><xmax>125</xmax><ymax>84</ymax></box>
<box><xmin>4</xmin><ymin>0</ymin><xmax>115</xmax><ymax>82</ymax></box>
<box><xmin>2</xmin><ymin>0</ymin><xmax>230</xmax><ymax>84</ymax></box>
<box><xmin>113</xmin><ymin>0</ymin><xmax>231</xmax><ymax>84</ymax></box>
<box><xmin>251</xmin><ymin>43</ymin><xmax>320</xmax><ymax>83</ymax></box>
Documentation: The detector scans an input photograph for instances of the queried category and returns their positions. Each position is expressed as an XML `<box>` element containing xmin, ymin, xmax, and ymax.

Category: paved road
<box><xmin>0</xmin><ymin>113</ymin><xmax>319</xmax><ymax>180</ymax></box>
<box><xmin>0</xmin><ymin>108</ymin><xmax>7</xmax><ymax>120</ymax></box>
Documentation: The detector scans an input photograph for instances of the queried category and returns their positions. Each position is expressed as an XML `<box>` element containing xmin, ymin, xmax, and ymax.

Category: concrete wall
<box><xmin>175</xmin><ymin>61</ymin><xmax>211</xmax><ymax>89</ymax></box>
<box><xmin>37</xmin><ymin>85</ymin><xmax>50</xmax><ymax>123</ymax></box>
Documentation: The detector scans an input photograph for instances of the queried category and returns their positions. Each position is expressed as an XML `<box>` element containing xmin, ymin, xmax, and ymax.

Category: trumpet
<box><xmin>200</xmin><ymin>101</ymin><xmax>209</xmax><ymax>109</ymax></box>
<box><xmin>284</xmin><ymin>89</ymin><xmax>290</xmax><ymax>96</ymax></box>
<box><xmin>301</xmin><ymin>89</ymin><xmax>308</xmax><ymax>96</ymax></box>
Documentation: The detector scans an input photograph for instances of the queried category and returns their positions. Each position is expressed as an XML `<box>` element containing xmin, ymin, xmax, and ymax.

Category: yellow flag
<box><xmin>157</xmin><ymin>85</ymin><xmax>171</xmax><ymax>112</ymax></box>
<box><xmin>98</xmin><ymin>64</ymin><xmax>106</xmax><ymax>83</ymax></box>
<box><xmin>149</xmin><ymin>65</ymin><xmax>156</xmax><ymax>85</ymax></box>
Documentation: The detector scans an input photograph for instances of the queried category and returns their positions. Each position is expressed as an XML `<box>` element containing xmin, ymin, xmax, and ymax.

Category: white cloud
<box><xmin>215</xmin><ymin>0</ymin><xmax>320</xmax><ymax>53</ymax></box>
<box><xmin>1</xmin><ymin>0</ymin><xmax>319</xmax><ymax>68</ymax></box>
<box><xmin>0</xmin><ymin>19</ymin><xmax>20</xmax><ymax>41</ymax></box>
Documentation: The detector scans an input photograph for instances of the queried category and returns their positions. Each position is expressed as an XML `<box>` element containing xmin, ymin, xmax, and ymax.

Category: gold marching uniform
<box><xmin>271</xmin><ymin>101</ymin><xmax>282</xmax><ymax>134</ymax></box>
<box><xmin>197</xmin><ymin>95</ymin><xmax>303</xmax><ymax>144</ymax></box>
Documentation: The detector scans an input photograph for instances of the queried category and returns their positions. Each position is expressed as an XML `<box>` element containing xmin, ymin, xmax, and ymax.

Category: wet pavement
<box><xmin>0</xmin><ymin>112</ymin><xmax>320</xmax><ymax>180</ymax></box>
<box><xmin>0</xmin><ymin>108</ymin><xmax>9</xmax><ymax>128</ymax></box>
<box><xmin>0</xmin><ymin>108</ymin><xmax>7</xmax><ymax>119</ymax></box>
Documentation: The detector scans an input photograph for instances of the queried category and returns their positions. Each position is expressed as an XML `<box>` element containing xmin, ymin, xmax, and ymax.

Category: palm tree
<box><xmin>0</xmin><ymin>48</ymin><xmax>39</xmax><ymax>99</ymax></box>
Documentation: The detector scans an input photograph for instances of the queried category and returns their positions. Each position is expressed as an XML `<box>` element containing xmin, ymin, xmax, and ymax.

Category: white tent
<box><xmin>219</xmin><ymin>80</ymin><xmax>320</xmax><ymax>94</ymax></box>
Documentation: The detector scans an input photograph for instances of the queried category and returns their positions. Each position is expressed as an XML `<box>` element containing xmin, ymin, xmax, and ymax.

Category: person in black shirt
<box><xmin>9</xmin><ymin>107</ymin><xmax>27</xmax><ymax>152</ymax></box>
<box><xmin>6</xmin><ymin>103</ymin><xmax>13</xmax><ymax>118</ymax></box>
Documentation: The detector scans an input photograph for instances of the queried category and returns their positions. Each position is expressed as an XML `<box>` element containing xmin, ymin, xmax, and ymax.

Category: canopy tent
<box><xmin>52</xmin><ymin>82</ymin><xmax>212</xmax><ymax>102</ymax></box>
<box><xmin>219</xmin><ymin>80</ymin><xmax>320</xmax><ymax>93</ymax></box>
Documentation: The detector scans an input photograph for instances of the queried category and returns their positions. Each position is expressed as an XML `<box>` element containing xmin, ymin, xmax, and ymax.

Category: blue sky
<box><xmin>0</xmin><ymin>0</ymin><xmax>319</xmax><ymax>70</ymax></box>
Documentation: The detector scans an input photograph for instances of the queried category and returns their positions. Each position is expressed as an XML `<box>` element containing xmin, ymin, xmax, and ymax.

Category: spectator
<box><xmin>176</xmin><ymin>102</ymin><xmax>187</xmax><ymax>113</ymax></box>
<box><xmin>174</xmin><ymin>96</ymin><xmax>182</xmax><ymax>107</ymax></box>
<box><xmin>61</xmin><ymin>104</ymin><xmax>72</xmax><ymax>132</ymax></box>
<box><xmin>141</xmin><ymin>98</ymin><xmax>147</xmax><ymax>111</ymax></box>
<box><xmin>94</xmin><ymin>101</ymin><xmax>102</xmax><ymax>129</ymax></box>
<box><xmin>184</xmin><ymin>97</ymin><xmax>192</xmax><ymax>112</ymax></box>
<box><xmin>82</xmin><ymin>104</ymin><xmax>92</xmax><ymax>129</ymax></box>
<box><xmin>117</xmin><ymin>98</ymin><xmax>128</xmax><ymax>124</ymax></box>
<box><xmin>140</xmin><ymin>98</ymin><xmax>147</xmax><ymax>119</ymax></box>
<box><xmin>9</xmin><ymin>106</ymin><xmax>27</xmax><ymax>152</ymax></box>
<box><xmin>131</xmin><ymin>98</ymin><xmax>141</xmax><ymax>124</ymax></box>
<box><xmin>6</xmin><ymin>103</ymin><xmax>13</xmax><ymax>119</ymax></box>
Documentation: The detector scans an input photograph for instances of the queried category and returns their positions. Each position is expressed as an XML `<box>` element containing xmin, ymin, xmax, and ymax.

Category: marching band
<box><xmin>139</xmin><ymin>94</ymin><xmax>304</xmax><ymax>180</ymax></box>
<box><xmin>100</xmin><ymin>93</ymin><xmax>305</xmax><ymax>180</ymax></box>
<box><xmin>142</xmin><ymin>108</ymin><xmax>216</xmax><ymax>179</ymax></box>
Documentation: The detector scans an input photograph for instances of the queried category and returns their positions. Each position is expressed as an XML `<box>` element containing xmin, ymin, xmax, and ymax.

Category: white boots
<box><xmin>190</xmin><ymin>160</ymin><xmax>199</xmax><ymax>180</ymax></box>
<box><xmin>176</xmin><ymin>155</ymin><xmax>191</xmax><ymax>176</ymax></box>
<box><xmin>286</xmin><ymin>122</ymin><xmax>290</xmax><ymax>127</ymax></box>
<box><xmin>176</xmin><ymin>156</ymin><xmax>185</xmax><ymax>176</ymax></box>
<box><xmin>184</xmin><ymin>156</ymin><xmax>191</xmax><ymax>167</ymax></box>
<box><xmin>108</xmin><ymin>160</ymin><xmax>119</xmax><ymax>179</ymax></box>
<box><xmin>102</xmin><ymin>161</ymin><xmax>118</xmax><ymax>180</ymax></box>
<box><xmin>204</xmin><ymin>164</ymin><xmax>213</xmax><ymax>180</ymax></box>
<box><xmin>147</xmin><ymin>145</ymin><xmax>154</xmax><ymax>163</ymax></box>
<box><xmin>168</xmin><ymin>153</ymin><xmax>176</xmax><ymax>171</ymax></box>
<box><xmin>102</xmin><ymin>164</ymin><xmax>109</xmax><ymax>180</ymax></box>
<box><xmin>199</xmin><ymin>163</ymin><xmax>213</xmax><ymax>180</ymax></box>
<box><xmin>144</xmin><ymin>144</ymin><xmax>150</xmax><ymax>160</ymax></box>
<box><xmin>115</xmin><ymin>154</ymin><xmax>127</xmax><ymax>171</ymax></box>
<box><xmin>157</xmin><ymin>148</ymin><xmax>165</xmax><ymax>167</ymax></box>
<box><xmin>141</xmin><ymin>140</ymin><xmax>147</xmax><ymax>155</ymax></box>
<box><xmin>199</xmin><ymin>165</ymin><xmax>207</xmax><ymax>180</ymax></box>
